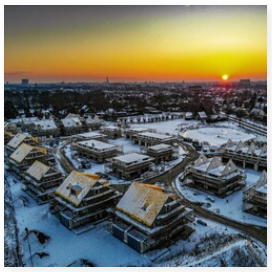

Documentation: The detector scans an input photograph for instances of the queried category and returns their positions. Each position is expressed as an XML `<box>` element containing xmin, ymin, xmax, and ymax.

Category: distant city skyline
<box><xmin>5</xmin><ymin>5</ymin><xmax>267</xmax><ymax>83</ymax></box>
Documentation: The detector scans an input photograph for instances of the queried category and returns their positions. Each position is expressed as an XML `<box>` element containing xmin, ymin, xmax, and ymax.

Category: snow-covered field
<box><xmin>176</xmin><ymin>169</ymin><xmax>267</xmax><ymax>227</ymax></box>
<box><xmin>128</xmin><ymin>118</ymin><xmax>252</xmax><ymax>138</ymax></box>
<box><xmin>181</xmin><ymin>127</ymin><xmax>256</xmax><ymax>146</ymax></box>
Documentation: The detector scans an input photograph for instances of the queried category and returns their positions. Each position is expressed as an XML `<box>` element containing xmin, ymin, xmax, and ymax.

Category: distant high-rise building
<box><xmin>21</xmin><ymin>79</ymin><xmax>29</xmax><ymax>85</ymax></box>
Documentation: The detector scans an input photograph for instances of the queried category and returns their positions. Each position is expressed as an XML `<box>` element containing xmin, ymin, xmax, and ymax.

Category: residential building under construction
<box><xmin>184</xmin><ymin>154</ymin><xmax>246</xmax><ymax>198</ymax></box>
<box><xmin>53</xmin><ymin>170</ymin><xmax>121</xmax><ymax>229</ymax></box>
<box><xmin>108</xmin><ymin>182</ymin><xmax>194</xmax><ymax>253</ymax></box>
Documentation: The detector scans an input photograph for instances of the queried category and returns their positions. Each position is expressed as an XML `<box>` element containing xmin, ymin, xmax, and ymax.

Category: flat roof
<box><xmin>77</xmin><ymin>139</ymin><xmax>116</xmax><ymax>150</ymax></box>
<box><xmin>76</xmin><ymin>132</ymin><xmax>105</xmax><ymax>138</ymax></box>
<box><xmin>113</xmin><ymin>153</ymin><xmax>151</xmax><ymax>163</ymax></box>
<box><xmin>127</xmin><ymin>127</ymin><xmax>150</xmax><ymax>132</ymax></box>
<box><xmin>137</xmin><ymin>132</ymin><xmax>173</xmax><ymax>140</ymax></box>
<box><xmin>148</xmin><ymin>143</ymin><xmax>172</xmax><ymax>151</ymax></box>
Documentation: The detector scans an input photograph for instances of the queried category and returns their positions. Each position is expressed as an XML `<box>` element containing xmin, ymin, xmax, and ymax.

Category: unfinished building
<box><xmin>222</xmin><ymin>140</ymin><xmax>267</xmax><ymax>171</ymax></box>
<box><xmin>101</xmin><ymin>125</ymin><xmax>122</xmax><ymax>139</ymax></box>
<box><xmin>109</xmin><ymin>182</ymin><xmax>194</xmax><ymax>253</ymax></box>
<box><xmin>22</xmin><ymin>160</ymin><xmax>64</xmax><ymax>204</ymax></box>
<box><xmin>28</xmin><ymin>119</ymin><xmax>59</xmax><ymax>138</ymax></box>
<box><xmin>8</xmin><ymin>143</ymin><xmax>54</xmax><ymax>174</ymax></box>
<box><xmin>73</xmin><ymin>131</ymin><xmax>107</xmax><ymax>142</ymax></box>
<box><xmin>184</xmin><ymin>154</ymin><xmax>246</xmax><ymax>198</ymax></box>
<box><xmin>133</xmin><ymin>132</ymin><xmax>175</xmax><ymax>147</ymax></box>
<box><xmin>71</xmin><ymin>139</ymin><xmax>121</xmax><ymax>163</ymax></box>
<box><xmin>5</xmin><ymin>133</ymin><xmax>39</xmax><ymax>156</ymax></box>
<box><xmin>108</xmin><ymin>153</ymin><xmax>154</xmax><ymax>180</ymax></box>
<box><xmin>124</xmin><ymin>127</ymin><xmax>153</xmax><ymax>140</ymax></box>
<box><xmin>243</xmin><ymin>170</ymin><xmax>267</xmax><ymax>218</ymax></box>
<box><xmin>146</xmin><ymin>143</ymin><xmax>177</xmax><ymax>163</ymax></box>
<box><xmin>53</xmin><ymin>170</ymin><xmax>121</xmax><ymax>229</ymax></box>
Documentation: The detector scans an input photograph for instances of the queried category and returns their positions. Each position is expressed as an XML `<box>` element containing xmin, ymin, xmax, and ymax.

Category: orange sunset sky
<box><xmin>4</xmin><ymin>5</ymin><xmax>267</xmax><ymax>83</ymax></box>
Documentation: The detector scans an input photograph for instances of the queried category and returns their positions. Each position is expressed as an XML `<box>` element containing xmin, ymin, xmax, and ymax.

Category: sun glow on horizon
<box><xmin>222</xmin><ymin>74</ymin><xmax>229</xmax><ymax>81</ymax></box>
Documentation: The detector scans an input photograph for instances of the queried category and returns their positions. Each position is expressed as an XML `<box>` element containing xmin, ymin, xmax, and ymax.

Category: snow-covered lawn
<box><xmin>128</xmin><ymin>118</ymin><xmax>253</xmax><ymax>139</ymax></box>
<box><xmin>176</xmin><ymin>169</ymin><xmax>267</xmax><ymax>227</ymax></box>
<box><xmin>181</xmin><ymin>127</ymin><xmax>256</xmax><ymax>146</ymax></box>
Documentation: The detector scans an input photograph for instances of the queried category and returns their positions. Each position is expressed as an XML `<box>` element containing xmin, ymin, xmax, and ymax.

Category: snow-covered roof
<box><xmin>61</xmin><ymin>117</ymin><xmax>82</xmax><ymax>128</ymax></box>
<box><xmin>26</xmin><ymin>160</ymin><xmax>51</xmax><ymax>181</ymax></box>
<box><xmin>127</xmin><ymin>127</ymin><xmax>150</xmax><ymax>133</ymax></box>
<box><xmin>225</xmin><ymin>140</ymin><xmax>266</xmax><ymax>157</ymax></box>
<box><xmin>191</xmin><ymin>154</ymin><xmax>240</xmax><ymax>177</ymax></box>
<box><xmin>198</xmin><ymin>111</ymin><xmax>207</xmax><ymax>118</ymax></box>
<box><xmin>7</xmin><ymin>133</ymin><xmax>27</xmax><ymax>149</ymax></box>
<box><xmin>10</xmin><ymin>143</ymin><xmax>47</xmax><ymax>163</ymax></box>
<box><xmin>55</xmin><ymin>171</ymin><xmax>100</xmax><ymax>207</ymax></box>
<box><xmin>104</xmin><ymin>125</ymin><xmax>120</xmax><ymax>131</ymax></box>
<box><xmin>77</xmin><ymin>139</ymin><xmax>116</xmax><ymax>151</ymax></box>
<box><xmin>148</xmin><ymin>143</ymin><xmax>172</xmax><ymax>151</ymax></box>
<box><xmin>34</xmin><ymin>119</ymin><xmax>57</xmax><ymax>130</ymax></box>
<box><xmin>85</xmin><ymin>116</ymin><xmax>102</xmax><ymax>124</ymax></box>
<box><xmin>76</xmin><ymin>132</ymin><xmax>105</xmax><ymax>139</ymax></box>
<box><xmin>113</xmin><ymin>153</ymin><xmax>152</xmax><ymax>164</ymax></box>
<box><xmin>116</xmin><ymin>182</ymin><xmax>169</xmax><ymax>227</ymax></box>
<box><xmin>137</xmin><ymin>132</ymin><xmax>173</xmax><ymax>140</ymax></box>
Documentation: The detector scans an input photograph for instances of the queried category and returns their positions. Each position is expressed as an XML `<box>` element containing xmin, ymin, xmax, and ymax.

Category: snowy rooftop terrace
<box><xmin>148</xmin><ymin>143</ymin><xmax>172</xmax><ymax>151</ymax></box>
<box><xmin>77</xmin><ymin>140</ymin><xmax>116</xmax><ymax>151</ymax></box>
<box><xmin>75</xmin><ymin>132</ymin><xmax>106</xmax><ymax>139</ymax></box>
<box><xmin>113</xmin><ymin>153</ymin><xmax>153</xmax><ymax>164</ymax></box>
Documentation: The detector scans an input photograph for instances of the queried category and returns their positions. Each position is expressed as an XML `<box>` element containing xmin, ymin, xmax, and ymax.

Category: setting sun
<box><xmin>222</xmin><ymin>74</ymin><xmax>229</xmax><ymax>81</ymax></box>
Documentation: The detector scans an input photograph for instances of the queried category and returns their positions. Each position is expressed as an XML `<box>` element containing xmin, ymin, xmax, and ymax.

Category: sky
<box><xmin>4</xmin><ymin>5</ymin><xmax>267</xmax><ymax>83</ymax></box>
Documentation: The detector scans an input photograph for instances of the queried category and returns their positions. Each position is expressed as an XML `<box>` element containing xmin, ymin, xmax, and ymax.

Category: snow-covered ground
<box><xmin>176</xmin><ymin>169</ymin><xmax>267</xmax><ymax>227</ymax></box>
<box><xmin>181</xmin><ymin>127</ymin><xmax>256</xmax><ymax>146</ymax></box>
<box><xmin>127</xmin><ymin>118</ymin><xmax>253</xmax><ymax>138</ymax></box>
<box><xmin>7</xmin><ymin>170</ymin><xmax>256</xmax><ymax>267</ymax></box>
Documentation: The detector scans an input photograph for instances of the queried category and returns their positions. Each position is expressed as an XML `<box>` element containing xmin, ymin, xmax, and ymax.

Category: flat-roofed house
<box><xmin>71</xmin><ymin>139</ymin><xmax>121</xmax><ymax>163</ymax></box>
<box><xmin>109</xmin><ymin>182</ymin><xmax>193</xmax><ymax>253</ymax></box>
<box><xmin>184</xmin><ymin>154</ymin><xmax>246</xmax><ymax>198</ymax></box>
<box><xmin>134</xmin><ymin>132</ymin><xmax>175</xmax><ymax>147</ymax></box>
<box><xmin>108</xmin><ymin>153</ymin><xmax>154</xmax><ymax>180</ymax></box>
<box><xmin>8</xmin><ymin>143</ymin><xmax>54</xmax><ymax>174</ymax></box>
<box><xmin>146</xmin><ymin>143</ymin><xmax>175</xmax><ymax>163</ymax></box>
<box><xmin>61</xmin><ymin>117</ymin><xmax>83</xmax><ymax>136</ymax></box>
<box><xmin>53</xmin><ymin>170</ymin><xmax>121</xmax><ymax>229</ymax></box>
<box><xmin>22</xmin><ymin>160</ymin><xmax>64</xmax><ymax>204</ymax></box>
<box><xmin>243</xmin><ymin>170</ymin><xmax>267</xmax><ymax>218</ymax></box>
<box><xmin>29</xmin><ymin>119</ymin><xmax>59</xmax><ymax>138</ymax></box>
<box><xmin>101</xmin><ymin>125</ymin><xmax>122</xmax><ymax>139</ymax></box>
<box><xmin>5</xmin><ymin>133</ymin><xmax>39</xmax><ymax>155</ymax></box>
